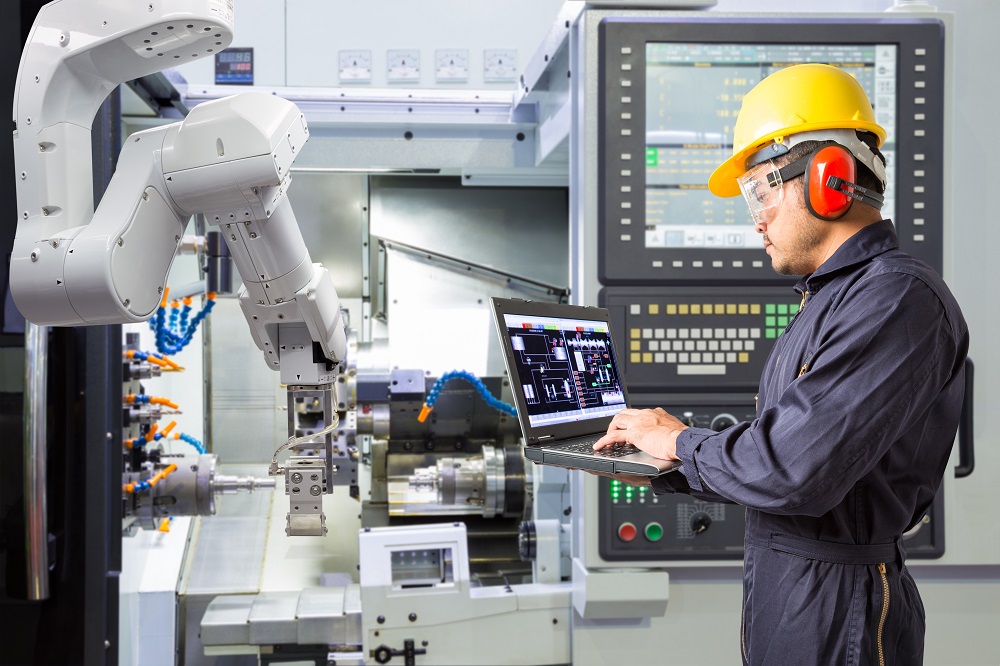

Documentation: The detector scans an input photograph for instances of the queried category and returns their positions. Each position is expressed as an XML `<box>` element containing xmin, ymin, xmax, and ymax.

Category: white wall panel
<box><xmin>171</xmin><ymin>0</ymin><xmax>563</xmax><ymax>89</ymax></box>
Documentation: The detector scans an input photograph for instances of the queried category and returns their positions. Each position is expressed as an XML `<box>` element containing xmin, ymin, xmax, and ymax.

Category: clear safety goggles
<box><xmin>737</xmin><ymin>160</ymin><xmax>785</xmax><ymax>227</ymax></box>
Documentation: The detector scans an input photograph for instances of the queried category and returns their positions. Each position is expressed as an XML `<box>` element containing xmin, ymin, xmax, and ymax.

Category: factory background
<box><xmin>0</xmin><ymin>0</ymin><xmax>997</xmax><ymax>664</ymax></box>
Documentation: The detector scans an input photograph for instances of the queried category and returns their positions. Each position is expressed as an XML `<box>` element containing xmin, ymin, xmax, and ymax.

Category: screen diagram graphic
<box><xmin>503</xmin><ymin>315</ymin><xmax>626</xmax><ymax>427</ymax></box>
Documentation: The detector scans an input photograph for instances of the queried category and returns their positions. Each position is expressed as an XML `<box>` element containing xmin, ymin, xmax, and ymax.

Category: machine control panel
<box><xmin>598</xmin><ymin>397</ymin><xmax>944</xmax><ymax>560</ymax></box>
<box><xmin>602</xmin><ymin>286</ymin><xmax>801</xmax><ymax>391</ymax></box>
<box><xmin>599</xmin><ymin>400</ymin><xmax>754</xmax><ymax>561</ymax></box>
<box><xmin>597</xmin><ymin>17</ymin><xmax>946</xmax><ymax>284</ymax></box>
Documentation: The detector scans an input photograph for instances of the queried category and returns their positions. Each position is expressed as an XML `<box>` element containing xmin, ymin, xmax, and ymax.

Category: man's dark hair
<box><xmin>775</xmin><ymin>130</ymin><xmax>887</xmax><ymax>195</ymax></box>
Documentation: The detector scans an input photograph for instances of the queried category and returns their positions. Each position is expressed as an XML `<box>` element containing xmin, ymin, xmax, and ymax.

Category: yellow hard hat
<box><xmin>708</xmin><ymin>63</ymin><xmax>887</xmax><ymax>198</ymax></box>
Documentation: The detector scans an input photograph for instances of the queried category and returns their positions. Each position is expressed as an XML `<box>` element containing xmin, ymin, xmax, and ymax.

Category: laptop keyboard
<box><xmin>556</xmin><ymin>439</ymin><xmax>642</xmax><ymax>458</ymax></box>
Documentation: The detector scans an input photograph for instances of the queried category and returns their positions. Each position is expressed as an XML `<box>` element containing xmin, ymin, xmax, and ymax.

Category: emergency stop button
<box><xmin>617</xmin><ymin>522</ymin><xmax>637</xmax><ymax>542</ymax></box>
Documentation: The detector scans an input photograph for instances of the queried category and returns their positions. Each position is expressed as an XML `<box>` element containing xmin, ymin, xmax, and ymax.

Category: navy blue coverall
<box><xmin>651</xmin><ymin>220</ymin><xmax>969</xmax><ymax>666</ymax></box>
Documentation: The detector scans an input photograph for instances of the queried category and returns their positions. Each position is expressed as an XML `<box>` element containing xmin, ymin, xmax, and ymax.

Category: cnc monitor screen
<box><xmin>501</xmin><ymin>314</ymin><xmax>626</xmax><ymax>427</ymax></box>
<box><xmin>644</xmin><ymin>42</ymin><xmax>897</xmax><ymax>251</ymax></box>
<box><xmin>597</xmin><ymin>17</ymin><xmax>945</xmax><ymax>284</ymax></box>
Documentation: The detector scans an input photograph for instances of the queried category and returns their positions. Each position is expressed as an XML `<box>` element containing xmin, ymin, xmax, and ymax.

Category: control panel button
<box><xmin>644</xmin><ymin>522</ymin><xmax>664</xmax><ymax>542</ymax></box>
<box><xmin>691</xmin><ymin>512</ymin><xmax>712</xmax><ymax>535</ymax></box>
<box><xmin>710</xmin><ymin>413</ymin><xmax>738</xmax><ymax>431</ymax></box>
<box><xmin>617</xmin><ymin>522</ymin><xmax>637</xmax><ymax>542</ymax></box>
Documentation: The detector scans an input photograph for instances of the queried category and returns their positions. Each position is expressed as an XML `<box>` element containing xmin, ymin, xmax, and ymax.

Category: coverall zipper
<box><xmin>741</xmin><ymin>606</ymin><xmax>748</xmax><ymax>664</ymax></box>
<box><xmin>780</xmin><ymin>291</ymin><xmax>809</xmax><ymax>340</ymax></box>
<box><xmin>790</xmin><ymin>292</ymin><xmax>810</xmax><ymax>378</ymax></box>
<box><xmin>877</xmin><ymin>562</ymin><xmax>890</xmax><ymax>666</ymax></box>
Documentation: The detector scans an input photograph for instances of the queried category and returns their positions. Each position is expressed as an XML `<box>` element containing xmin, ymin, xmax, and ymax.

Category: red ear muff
<box><xmin>804</xmin><ymin>144</ymin><xmax>856</xmax><ymax>220</ymax></box>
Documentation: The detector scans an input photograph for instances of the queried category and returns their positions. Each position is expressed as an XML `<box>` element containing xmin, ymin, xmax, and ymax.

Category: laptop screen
<box><xmin>501</xmin><ymin>313</ymin><xmax>626</xmax><ymax>427</ymax></box>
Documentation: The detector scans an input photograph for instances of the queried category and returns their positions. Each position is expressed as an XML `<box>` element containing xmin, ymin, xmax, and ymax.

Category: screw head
<box><xmin>117</xmin><ymin>238</ymin><xmax>124</xmax><ymax>247</ymax></box>
<box><xmin>290</xmin><ymin>472</ymin><xmax>303</xmax><ymax>484</ymax></box>
<box><xmin>309</xmin><ymin>485</ymin><xmax>321</xmax><ymax>496</ymax></box>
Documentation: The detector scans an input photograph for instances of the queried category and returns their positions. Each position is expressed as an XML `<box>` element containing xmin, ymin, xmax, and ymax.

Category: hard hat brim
<box><xmin>708</xmin><ymin>120</ymin><xmax>887</xmax><ymax>199</ymax></box>
<box><xmin>708</xmin><ymin>153</ymin><xmax>746</xmax><ymax>198</ymax></box>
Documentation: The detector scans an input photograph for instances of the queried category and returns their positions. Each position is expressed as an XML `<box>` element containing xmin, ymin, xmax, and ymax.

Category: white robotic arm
<box><xmin>11</xmin><ymin>0</ymin><xmax>236</xmax><ymax>323</ymax></box>
<box><xmin>11</xmin><ymin>1</ymin><xmax>346</xmax><ymax>382</ymax></box>
<box><xmin>160</xmin><ymin>93</ymin><xmax>347</xmax><ymax>383</ymax></box>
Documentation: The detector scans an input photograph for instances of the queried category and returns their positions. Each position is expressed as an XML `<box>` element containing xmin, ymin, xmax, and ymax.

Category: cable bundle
<box><xmin>417</xmin><ymin>370</ymin><xmax>517</xmax><ymax>422</ymax></box>
<box><xmin>148</xmin><ymin>287</ymin><xmax>217</xmax><ymax>355</ymax></box>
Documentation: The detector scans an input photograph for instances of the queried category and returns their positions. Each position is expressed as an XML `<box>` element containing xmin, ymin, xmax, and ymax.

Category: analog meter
<box><xmin>435</xmin><ymin>49</ymin><xmax>469</xmax><ymax>82</ymax></box>
<box><xmin>387</xmin><ymin>49</ymin><xmax>421</xmax><ymax>82</ymax></box>
<box><xmin>338</xmin><ymin>49</ymin><xmax>372</xmax><ymax>83</ymax></box>
<box><xmin>483</xmin><ymin>48</ymin><xmax>518</xmax><ymax>82</ymax></box>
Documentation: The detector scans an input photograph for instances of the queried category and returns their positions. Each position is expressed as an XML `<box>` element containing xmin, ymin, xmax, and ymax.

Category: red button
<box><xmin>617</xmin><ymin>522</ymin><xmax>637</xmax><ymax>542</ymax></box>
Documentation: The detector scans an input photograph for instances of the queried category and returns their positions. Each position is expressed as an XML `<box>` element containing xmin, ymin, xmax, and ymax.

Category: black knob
<box><xmin>373</xmin><ymin>645</ymin><xmax>393</xmax><ymax>664</ymax></box>
<box><xmin>518</xmin><ymin>521</ymin><xmax>537</xmax><ymax>561</ymax></box>
<box><xmin>710</xmin><ymin>413</ymin><xmax>737</xmax><ymax>432</ymax></box>
<box><xmin>691</xmin><ymin>512</ymin><xmax>712</xmax><ymax>535</ymax></box>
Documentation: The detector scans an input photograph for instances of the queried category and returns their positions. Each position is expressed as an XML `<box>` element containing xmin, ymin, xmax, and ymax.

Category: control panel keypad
<box><xmin>604</xmin><ymin>287</ymin><xmax>800</xmax><ymax>391</ymax></box>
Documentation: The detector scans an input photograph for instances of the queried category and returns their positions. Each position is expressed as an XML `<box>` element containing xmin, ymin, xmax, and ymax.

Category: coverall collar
<box><xmin>795</xmin><ymin>218</ymin><xmax>899</xmax><ymax>294</ymax></box>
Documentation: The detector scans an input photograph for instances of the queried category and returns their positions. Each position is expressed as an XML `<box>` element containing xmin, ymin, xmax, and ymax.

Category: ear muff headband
<box><xmin>774</xmin><ymin>142</ymin><xmax>886</xmax><ymax>221</ymax></box>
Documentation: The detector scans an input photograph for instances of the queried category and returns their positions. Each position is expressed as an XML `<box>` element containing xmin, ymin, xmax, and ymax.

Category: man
<box><xmin>594</xmin><ymin>64</ymin><xmax>969</xmax><ymax>665</ymax></box>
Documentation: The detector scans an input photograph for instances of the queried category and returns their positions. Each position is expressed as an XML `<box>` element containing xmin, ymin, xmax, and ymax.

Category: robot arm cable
<box><xmin>268</xmin><ymin>417</ymin><xmax>341</xmax><ymax>477</ymax></box>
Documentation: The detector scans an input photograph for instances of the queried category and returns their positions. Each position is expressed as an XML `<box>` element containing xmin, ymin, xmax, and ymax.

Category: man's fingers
<box><xmin>594</xmin><ymin>429</ymin><xmax>627</xmax><ymax>450</ymax></box>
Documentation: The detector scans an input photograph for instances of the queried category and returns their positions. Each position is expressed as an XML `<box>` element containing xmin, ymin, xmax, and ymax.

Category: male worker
<box><xmin>594</xmin><ymin>63</ymin><xmax>969</xmax><ymax>665</ymax></box>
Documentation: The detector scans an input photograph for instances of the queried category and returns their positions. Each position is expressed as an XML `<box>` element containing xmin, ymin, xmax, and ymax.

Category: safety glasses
<box><xmin>737</xmin><ymin>160</ymin><xmax>785</xmax><ymax>227</ymax></box>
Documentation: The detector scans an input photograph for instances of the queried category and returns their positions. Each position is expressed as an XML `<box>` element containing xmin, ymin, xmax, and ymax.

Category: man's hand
<box><xmin>594</xmin><ymin>407</ymin><xmax>687</xmax><ymax>462</ymax></box>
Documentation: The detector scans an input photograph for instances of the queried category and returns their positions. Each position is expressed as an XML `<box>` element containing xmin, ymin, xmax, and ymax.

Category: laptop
<box><xmin>491</xmin><ymin>297</ymin><xmax>680</xmax><ymax>477</ymax></box>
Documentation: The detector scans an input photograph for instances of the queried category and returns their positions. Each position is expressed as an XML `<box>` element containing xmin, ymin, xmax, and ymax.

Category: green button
<box><xmin>645</xmin><ymin>522</ymin><xmax>664</xmax><ymax>542</ymax></box>
<box><xmin>778</xmin><ymin>316</ymin><xmax>789</xmax><ymax>327</ymax></box>
<box><xmin>777</xmin><ymin>304</ymin><xmax>788</xmax><ymax>315</ymax></box>
<box><xmin>765</xmin><ymin>304</ymin><xmax>776</xmax><ymax>314</ymax></box>
<box><xmin>766</xmin><ymin>328</ymin><xmax>777</xmax><ymax>339</ymax></box>
<box><xmin>789</xmin><ymin>303</ymin><xmax>799</xmax><ymax>314</ymax></box>
<box><xmin>765</xmin><ymin>316</ymin><xmax>776</xmax><ymax>327</ymax></box>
